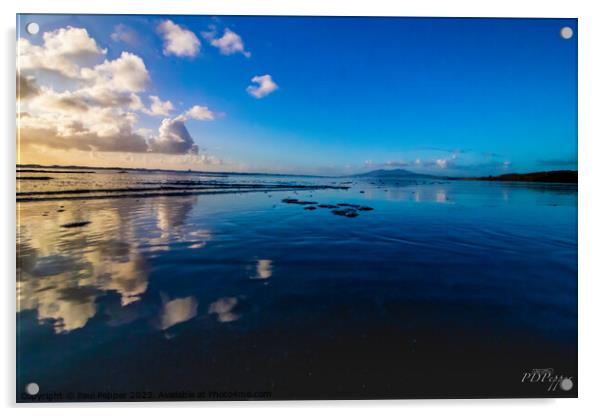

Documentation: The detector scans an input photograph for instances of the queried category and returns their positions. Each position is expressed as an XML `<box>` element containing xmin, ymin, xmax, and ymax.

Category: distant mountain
<box><xmin>352</xmin><ymin>169</ymin><xmax>440</xmax><ymax>179</ymax></box>
<box><xmin>468</xmin><ymin>170</ymin><xmax>577</xmax><ymax>184</ymax></box>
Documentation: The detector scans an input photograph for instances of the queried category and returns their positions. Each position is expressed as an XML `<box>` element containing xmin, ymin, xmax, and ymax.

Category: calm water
<box><xmin>16</xmin><ymin>170</ymin><xmax>577</xmax><ymax>400</ymax></box>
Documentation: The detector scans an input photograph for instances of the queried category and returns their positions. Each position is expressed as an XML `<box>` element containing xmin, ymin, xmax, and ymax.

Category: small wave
<box><xmin>16</xmin><ymin>183</ymin><xmax>348</xmax><ymax>202</ymax></box>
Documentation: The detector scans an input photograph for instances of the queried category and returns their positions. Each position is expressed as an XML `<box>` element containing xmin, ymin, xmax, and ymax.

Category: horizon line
<box><xmin>16</xmin><ymin>163</ymin><xmax>578</xmax><ymax>179</ymax></box>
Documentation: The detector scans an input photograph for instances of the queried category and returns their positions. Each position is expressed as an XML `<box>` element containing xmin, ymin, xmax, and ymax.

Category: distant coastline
<box><xmin>16</xmin><ymin>164</ymin><xmax>328</xmax><ymax>179</ymax></box>
<box><xmin>463</xmin><ymin>170</ymin><xmax>577</xmax><ymax>184</ymax></box>
<box><xmin>17</xmin><ymin>164</ymin><xmax>578</xmax><ymax>184</ymax></box>
<box><xmin>351</xmin><ymin>168</ymin><xmax>578</xmax><ymax>184</ymax></box>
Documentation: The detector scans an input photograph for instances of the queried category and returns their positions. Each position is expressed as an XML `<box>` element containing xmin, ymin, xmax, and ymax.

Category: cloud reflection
<box><xmin>254</xmin><ymin>259</ymin><xmax>272</xmax><ymax>279</ymax></box>
<box><xmin>208</xmin><ymin>297</ymin><xmax>239</xmax><ymax>323</ymax></box>
<box><xmin>159</xmin><ymin>296</ymin><xmax>198</xmax><ymax>330</ymax></box>
<box><xmin>149</xmin><ymin>196</ymin><xmax>211</xmax><ymax>251</ymax></box>
<box><xmin>17</xmin><ymin>196</ymin><xmax>211</xmax><ymax>333</ymax></box>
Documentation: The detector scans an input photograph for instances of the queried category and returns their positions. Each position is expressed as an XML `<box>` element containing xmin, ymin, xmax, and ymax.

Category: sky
<box><xmin>17</xmin><ymin>15</ymin><xmax>577</xmax><ymax>176</ymax></box>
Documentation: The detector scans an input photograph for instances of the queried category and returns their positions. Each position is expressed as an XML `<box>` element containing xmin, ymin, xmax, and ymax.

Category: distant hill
<box><xmin>469</xmin><ymin>170</ymin><xmax>577</xmax><ymax>184</ymax></box>
<box><xmin>352</xmin><ymin>169</ymin><xmax>440</xmax><ymax>179</ymax></box>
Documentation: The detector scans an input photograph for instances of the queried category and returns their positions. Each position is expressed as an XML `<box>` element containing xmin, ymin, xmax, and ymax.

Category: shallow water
<box><xmin>16</xmin><ymin>172</ymin><xmax>577</xmax><ymax>400</ymax></box>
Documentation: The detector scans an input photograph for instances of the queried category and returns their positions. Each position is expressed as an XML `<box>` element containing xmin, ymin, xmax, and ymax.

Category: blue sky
<box><xmin>18</xmin><ymin>15</ymin><xmax>577</xmax><ymax>175</ymax></box>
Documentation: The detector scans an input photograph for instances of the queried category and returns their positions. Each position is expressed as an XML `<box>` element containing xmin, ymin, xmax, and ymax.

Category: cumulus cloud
<box><xmin>146</xmin><ymin>104</ymin><xmax>217</xmax><ymax>154</ymax></box>
<box><xmin>143</xmin><ymin>95</ymin><xmax>174</xmax><ymax>116</ymax></box>
<box><xmin>246</xmin><ymin>74</ymin><xmax>278</xmax><ymax>99</ymax></box>
<box><xmin>202</xmin><ymin>27</ymin><xmax>251</xmax><ymax>58</ymax></box>
<box><xmin>18</xmin><ymin>26</ymin><xmax>106</xmax><ymax>78</ymax></box>
<box><xmin>17</xmin><ymin>73</ymin><xmax>39</xmax><ymax>100</ymax></box>
<box><xmin>157</xmin><ymin>20</ymin><xmax>200</xmax><ymax>57</ymax></box>
<box><xmin>43</xmin><ymin>26</ymin><xmax>106</xmax><ymax>56</ymax></box>
<box><xmin>18</xmin><ymin>44</ymin><xmax>152</xmax><ymax>153</ymax></box>
<box><xmin>80</xmin><ymin>51</ymin><xmax>149</xmax><ymax>93</ymax></box>
<box><xmin>148</xmin><ymin>117</ymin><xmax>199</xmax><ymax>155</ymax></box>
<box><xmin>184</xmin><ymin>105</ymin><xmax>215</xmax><ymax>121</ymax></box>
<box><xmin>19</xmin><ymin>111</ymin><xmax>149</xmax><ymax>153</ymax></box>
<box><xmin>18</xmin><ymin>25</ymin><xmax>223</xmax><ymax>163</ymax></box>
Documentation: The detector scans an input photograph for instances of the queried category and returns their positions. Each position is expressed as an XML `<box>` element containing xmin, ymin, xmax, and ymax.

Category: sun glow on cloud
<box><xmin>17</xmin><ymin>25</ymin><xmax>222</xmax><ymax>169</ymax></box>
<box><xmin>16</xmin><ymin>16</ymin><xmax>561</xmax><ymax>176</ymax></box>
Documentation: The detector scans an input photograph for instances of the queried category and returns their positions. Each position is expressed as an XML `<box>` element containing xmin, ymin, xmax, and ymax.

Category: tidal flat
<box><xmin>17</xmin><ymin>168</ymin><xmax>577</xmax><ymax>400</ymax></box>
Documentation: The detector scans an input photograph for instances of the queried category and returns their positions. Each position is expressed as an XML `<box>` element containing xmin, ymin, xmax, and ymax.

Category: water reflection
<box><xmin>16</xmin><ymin>177</ymin><xmax>577</xmax><ymax>399</ymax></box>
<box><xmin>149</xmin><ymin>196</ymin><xmax>211</xmax><ymax>251</ymax></box>
<box><xmin>254</xmin><ymin>259</ymin><xmax>273</xmax><ymax>280</ymax></box>
<box><xmin>159</xmin><ymin>295</ymin><xmax>198</xmax><ymax>331</ymax></box>
<box><xmin>17</xmin><ymin>196</ymin><xmax>211</xmax><ymax>333</ymax></box>
<box><xmin>208</xmin><ymin>297</ymin><xmax>239</xmax><ymax>323</ymax></box>
<box><xmin>436</xmin><ymin>189</ymin><xmax>447</xmax><ymax>203</ymax></box>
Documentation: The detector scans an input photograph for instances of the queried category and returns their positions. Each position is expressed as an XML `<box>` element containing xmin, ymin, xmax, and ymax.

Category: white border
<box><xmin>3</xmin><ymin>1</ymin><xmax>601</xmax><ymax>414</ymax></box>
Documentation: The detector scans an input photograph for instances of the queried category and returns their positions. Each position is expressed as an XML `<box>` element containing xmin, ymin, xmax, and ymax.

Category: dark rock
<box><xmin>332</xmin><ymin>208</ymin><xmax>359</xmax><ymax>218</ymax></box>
<box><xmin>317</xmin><ymin>204</ymin><xmax>338</xmax><ymax>209</ymax></box>
<box><xmin>282</xmin><ymin>198</ymin><xmax>299</xmax><ymax>204</ymax></box>
<box><xmin>282</xmin><ymin>198</ymin><xmax>317</xmax><ymax>205</ymax></box>
<box><xmin>304</xmin><ymin>206</ymin><xmax>317</xmax><ymax>211</ymax></box>
<box><xmin>337</xmin><ymin>203</ymin><xmax>361</xmax><ymax>208</ymax></box>
<box><xmin>61</xmin><ymin>221</ymin><xmax>91</xmax><ymax>228</ymax></box>
<box><xmin>358</xmin><ymin>206</ymin><xmax>374</xmax><ymax>211</ymax></box>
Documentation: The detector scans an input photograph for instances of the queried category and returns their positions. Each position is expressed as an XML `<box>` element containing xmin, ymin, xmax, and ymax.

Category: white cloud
<box><xmin>157</xmin><ymin>20</ymin><xmax>200</xmax><ymax>57</ymax></box>
<box><xmin>148</xmin><ymin>116</ymin><xmax>199</xmax><ymax>155</ymax></box>
<box><xmin>184</xmin><ymin>105</ymin><xmax>215</xmax><ymax>121</ymax></box>
<box><xmin>203</xmin><ymin>28</ymin><xmax>251</xmax><ymax>58</ymax></box>
<box><xmin>143</xmin><ymin>95</ymin><xmax>174</xmax><ymax>116</ymax></box>
<box><xmin>18</xmin><ymin>26</ymin><xmax>106</xmax><ymax>78</ymax></box>
<box><xmin>144</xmin><ymin>105</ymin><xmax>217</xmax><ymax>153</ymax></box>
<box><xmin>435</xmin><ymin>159</ymin><xmax>448</xmax><ymax>168</ymax></box>
<box><xmin>43</xmin><ymin>26</ymin><xmax>106</xmax><ymax>56</ymax></box>
<box><xmin>18</xmin><ymin>25</ymin><xmax>222</xmax><ymax>161</ymax></box>
<box><xmin>246</xmin><ymin>74</ymin><xmax>278</xmax><ymax>99</ymax></box>
<box><xmin>80</xmin><ymin>52</ymin><xmax>149</xmax><ymax>93</ymax></box>
<box><xmin>18</xmin><ymin>105</ymin><xmax>149</xmax><ymax>153</ymax></box>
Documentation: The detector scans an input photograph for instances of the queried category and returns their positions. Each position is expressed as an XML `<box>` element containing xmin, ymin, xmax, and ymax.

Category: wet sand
<box><xmin>17</xmin><ymin>171</ymin><xmax>577</xmax><ymax>401</ymax></box>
